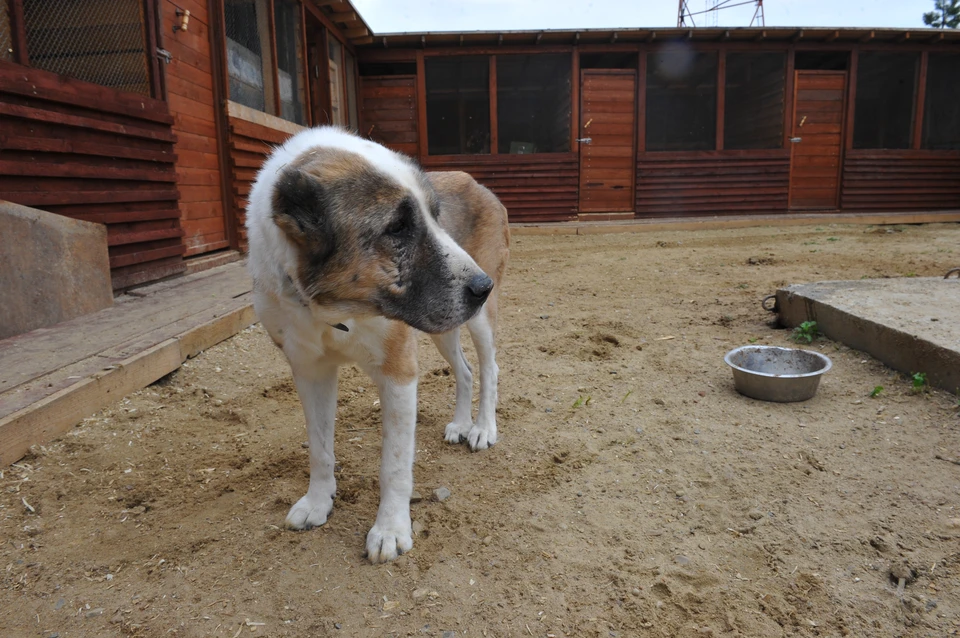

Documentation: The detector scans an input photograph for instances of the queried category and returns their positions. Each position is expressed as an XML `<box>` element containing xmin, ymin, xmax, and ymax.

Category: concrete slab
<box><xmin>0</xmin><ymin>200</ymin><xmax>113</xmax><ymax>339</ymax></box>
<box><xmin>0</xmin><ymin>261</ymin><xmax>256</xmax><ymax>465</ymax></box>
<box><xmin>776</xmin><ymin>276</ymin><xmax>960</xmax><ymax>394</ymax></box>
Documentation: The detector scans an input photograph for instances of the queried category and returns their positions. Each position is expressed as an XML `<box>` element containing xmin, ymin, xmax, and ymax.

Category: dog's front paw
<box><xmin>444</xmin><ymin>420</ymin><xmax>473</xmax><ymax>445</ymax></box>
<box><xmin>285</xmin><ymin>493</ymin><xmax>334</xmax><ymax>530</ymax></box>
<box><xmin>466</xmin><ymin>423</ymin><xmax>497</xmax><ymax>451</ymax></box>
<box><xmin>365</xmin><ymin>520</ymin><xmax>413</xmax><ymax>563</ymax></box>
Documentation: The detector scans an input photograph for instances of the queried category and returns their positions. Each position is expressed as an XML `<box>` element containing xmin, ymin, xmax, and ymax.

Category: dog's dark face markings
<box><xmin>271</xmin><ymin>148</ymin><xmax>490</xmax><ymax>333</ymax></box>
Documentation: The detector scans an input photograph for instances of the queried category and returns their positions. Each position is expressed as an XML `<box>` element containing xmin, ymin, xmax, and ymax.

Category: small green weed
<box><xmin>827</xmin><ymin>237</ymin><xmax>840</xmax><ymax>242</ymax></box>
<box><xmin>572</xmin><ymin>395</ymin><xmax>592</xmax><ymax>408</ymax></box>
<box><xmin>791</xmin><ymin>320</ymin><xmax>819</xmax><ymax>344</ymax></box>
<box><xmin>869</xmin><ymin>385</ymin><xmax>883</xmax><ymax>398</ymax></box>
<box><xmin>911</xmin><ymin>372</ymin><xmax>928</xmax><ymax>393</ymax></box>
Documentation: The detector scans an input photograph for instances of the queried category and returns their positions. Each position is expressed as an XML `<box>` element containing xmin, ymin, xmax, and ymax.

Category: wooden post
<box><xmin>844</xmin><ymin>49</ymin><xmax>858</xmax><ymax>150</ymax></box>
<box><xmin>570</xmin><ymin>48</ymin><xmax>579</xmax><ymax>152</ymax></box>
<box><xmin>267</xmin><ymin>0</ymin><xmax>281</xmax><ymax>117</ymax></box>
<box><xmin>416</xmin><ymin>50</ymin><xmax>428</xmax><ymax>160</ymax></box>
<box><xmin>143</xmin><ymin>0</ymin><xmax>165</xmax><ymax>100</ymax></box>
<box><xmin>782</xmin><ymin>46</ymin><xmax>795</xmax><ymax>149</ymax></box>
<box><xmin>9</xmin><ymin>0</ymin><xmax>29</xmax><ymax>64</ymax></box>
<box><xmin>489</xmin><ymin>55</ymin><xmax>498</xmax><ymax>154</ymax></box>
<box><xmin>207</xmin><ymin>0</ymin><xmax>239</xmax><ymax>251</ymax></box>
<box><xmin>637</xmin><ymin>50</ymin><xmax>646</xmax><ymax>153</ymax></box>
<box><xmin>300</xmin><ymin>0</ymin><xmax>312</xmax><ymax>125</ymax></box>
<box><xmin>716</xmin><ymin>50</ymin><xmax>725</xmax><ymax>151</ymax></box>
<box><xmin>913</xmin><ymin>51</ymin><xmax>928</xmax><ymax>150</ymax></box>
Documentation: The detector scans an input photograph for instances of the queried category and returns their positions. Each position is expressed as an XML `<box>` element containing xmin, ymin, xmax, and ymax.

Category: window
<box><xmin>274</xmin><ymin>0</ymin><xmax>306</xmax><ymax>125</ymax></box>
<box><xmin>20</xmin><ymin>0</ymin><xmax>151</xmax><ymax>95</ymax></box>
<box><xmin>724</xmin><ymin>53</ymin><xmax>785</xmax><ymax>150</ymax></box>
<box><xmin>854</xmin><ymin>53</ymin><xmax>918</xmax><ymax>149</ymax></box>
<box><xmin>496</xmin><ymin>54</ymin><xmax>571</xmax><ymax>154</ymax></box>
<box><xmin>922</xmin><ymin>53</ymin><xmax>960</xmax><ymax>150</ymax></box>
<box><xmin>425</xmin><ymin>56</ymin><xmax>490</xmax><ymax>155</ymax></box>
<box><xmin>646</xmin><ymin>50</ymin><xmax>718</xmax><ymax>151</ymax></box>
<box><xmin>225</xmin><ymin>0</ymin><xmax>274</xmax><ymax>113</ymax></box>
<box><xmin>328</xmin><ymin>38</ymin><xmax>346</xmax><ymax>126</ymax></box>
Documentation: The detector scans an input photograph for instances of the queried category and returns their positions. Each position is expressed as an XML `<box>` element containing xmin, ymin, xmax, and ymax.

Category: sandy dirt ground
<box><xmin>3</xmin><ymin>222</ymin><xmax>960</xmax><ymax>638</ymax></box>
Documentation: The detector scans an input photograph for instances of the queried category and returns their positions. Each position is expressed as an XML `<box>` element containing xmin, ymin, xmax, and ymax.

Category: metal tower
<box><xmin>677</xmin><ymin>0</ymin><xmax>765</xmax><ymax>28</ymax></box>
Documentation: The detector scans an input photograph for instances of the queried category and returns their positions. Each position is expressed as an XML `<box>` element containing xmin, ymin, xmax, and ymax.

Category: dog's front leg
<box><xmin>365</xmin><ymin>376</ymin><xmax>417</xmax><ymax>563</ymax></box>
<box><xmin>286</xmin><ymin>363</ymin><xmax>339</xmax><ymax>530</ymax></box>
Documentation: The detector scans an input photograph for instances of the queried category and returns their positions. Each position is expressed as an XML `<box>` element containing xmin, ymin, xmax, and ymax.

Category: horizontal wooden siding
<box><xmin>841</xmin><ymin>150</ymin><xmax>960</xmax><ymax>211</ymax></box>
<box><xmin>0</xmin><ymin>64</ymin><xmax>182</xmax><ymax>290</ymax></box>
<box><xmin>636</xmin><ymin>151</ymin><xmax>790</xmax><ymax>217</ymax></box>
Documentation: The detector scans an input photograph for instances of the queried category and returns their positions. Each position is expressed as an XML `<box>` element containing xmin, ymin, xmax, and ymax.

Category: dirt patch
<box><xmin>3</xmin><ymin>222</ymin><xmax>960</xmax><ymax>637</ymax></box>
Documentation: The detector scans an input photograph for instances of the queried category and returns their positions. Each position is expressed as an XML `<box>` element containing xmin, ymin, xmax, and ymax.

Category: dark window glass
<box><xmin>724</xmin><ymin>52</ymin><xmax>786</xmax><ymax>149</ymax></box>
<box><xmin>646</xmin><ymin>49</ymin><xmax>717</xmax><ymax>151</ymax></box>
<box><xmin>795</xmin><ymin>51</ymin><xmax>848</xmax><ymax>71</ymax></box>
<box><xmin>22</xmin><ymin>0</ymin><xmax>150</xmax><ymax>95</ymax></box>
<box><xmin>274</xmin><ymin>0</ymin><xmax>306</xmax><ymax>124</ymax></box>
<box><xmin>922</xmin><ymin>54</ymin><xmax>960</xmax><ymax>150</ymax></box>
<box><xmin>853</xmin><ymin>53</ymin><xmax>918</xmax><ymax>149</ymax></box>
<box><xmin>425</xmin><ymin>57</ymin><xmax>490</xmax><ymax>155</ymax></box>
<box><xmin>496</xmin><ymin>54</ymin><xmax>571</xmax><ymax>154</ymax></box>
<box><xmin>225</xmin><ymin>0</ymin><xmax>274</xmax><ymax>113</ymax></box>
<box><xmin>580</xmin><ymin>52</ymin><xmax>637</xmax><ymax>69</ymax></box>
<box><xmin>359</xmin><ymin>62</ymin><xmax>417</xmax><ymax>76</ymax></box>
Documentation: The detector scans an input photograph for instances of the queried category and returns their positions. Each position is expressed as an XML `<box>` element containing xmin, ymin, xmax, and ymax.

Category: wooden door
<box><xmin>360</xmin><ymin>76</ymin><xmax>419</xmax><ymax>158</ymax></box>
<box><xmin>579</xmin><ymin>70</ymin><xmax>636</xmax><ymax>213</ymax></box>
<box><xmin>788</xmin><ymin>71</ymin><xmax>846</xmax><ymax>210</ymax></box>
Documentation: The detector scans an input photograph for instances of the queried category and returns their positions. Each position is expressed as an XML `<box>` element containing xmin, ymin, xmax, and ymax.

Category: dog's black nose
<box><xmin>467</xmin><ymin>273</ymin><xmax>494</xmax><ymax>299</ymax></box>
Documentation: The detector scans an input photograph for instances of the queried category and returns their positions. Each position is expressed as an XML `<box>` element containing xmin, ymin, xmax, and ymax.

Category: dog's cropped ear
<box><xmin>271</xmin><ymin>167</ymin><xmax>335</xmax><ymax>259</ymax></box>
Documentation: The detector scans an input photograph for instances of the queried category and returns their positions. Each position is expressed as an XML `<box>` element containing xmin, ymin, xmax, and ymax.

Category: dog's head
<box><xmin>268</xmin><ymin>133</ymin><xmax>492</xmax><ymax>333</ymax></box>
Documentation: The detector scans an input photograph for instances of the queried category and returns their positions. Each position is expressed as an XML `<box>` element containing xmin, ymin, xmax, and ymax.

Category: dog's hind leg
<box><xmin>464</xmin><ymin>298</ymin><xmax>499</xmax><ymax>451</ymax></box>
<box><xmin>285</xmin><ymin>362</ymin><xmax>339</xmax><ymax>530</ymax></box>
<box><xmin>430</xmin><ymin>328</ymin><xmax>475</xmax><ymax>445</ymax></box>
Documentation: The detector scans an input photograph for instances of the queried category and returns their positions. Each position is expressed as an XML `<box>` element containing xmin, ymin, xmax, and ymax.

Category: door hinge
<box><xmin>156</xmin><ymin>48</ymin><xmax>172</xmax><ymax>64</ymax></box>
<box><xmin>576</xmin><ymin>137</ymin><xmax>592</xmax><ymax>144</ymax></box>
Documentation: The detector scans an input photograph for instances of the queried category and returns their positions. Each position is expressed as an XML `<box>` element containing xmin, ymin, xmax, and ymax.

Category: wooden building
<box><xmin>1</xmin><ymin>1</ymin><xmax>959</xmax><ymax>291</ymax></box>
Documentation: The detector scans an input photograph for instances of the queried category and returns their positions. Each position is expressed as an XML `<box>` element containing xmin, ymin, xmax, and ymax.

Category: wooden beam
<box><xmin>636</xmin><ymin>51</ymin><xmax>646</xmax><ymax>154</ymax></box>
<box><xmin>860</xmin><ymin>30</ymin><xmax>874</xmax><ymax>43</ymax></box>
<box><xmin>898</xmin><ymin>31</ymin><xmax>911</xmax><ymax>43</ymax></box>
<box><xmin>352</xmin><ymin>36</ymin><xmax>373</xmax><ymax>46</ymax></box>
<box><xmin>913</xmin><ymin>51</ymin><xmax>928</xmax><ymax>150</ymax></box>
<box><xmin>416</xmin><ymin>51</ymin><xmax>428</xmax><ymax>160</ymax></box>
<box><xmin>754</xmin><ymin>30</ymin><xmax>767</xmax><ymax>42</ymax></box>
<box><xmin>827</xmin><ymin>30</ymin><xmax>840</xmax><ymax>42</ymax></box>
<box><xmin>648</xmin><ymin>31</ymin><xmax>657</xmax><ymax>43</ymax></box>
<box><xmin>343</xmin><ymin>27</ymin><xmax>369</xmax><ymax>39</ymax></box>
<box><xmin>610</xmin><ymin>32</ymin><xmax>617</xmax><ymax>44</ymax></box>
<box><xmin>489</xmin><ymin>55</ymin><xmax>498</xmax><ymax>155</ymax></box>
<box><xmin>722</xmin><ymin>30</ymin><xmax>731</xmax><ymax>41</ymax></box>
<box><xmin>9</xmin><ymin>0</ymin><xmax>29</xmax><ymax>64</ymax></box>
<box><xmin>570</xmin><ymin>49</ymin><xmax>579</xmax><ymax>152</ymax></box>
<box><xmin>498</xmin><ymin>33</ymin><xmax>503</xmax><ymax>46</ymax></box>
<box><xmin>207</xmin><ymin>0</ymin><xmax>240</xmax><ymax>250</ymax></box>
<box><xmin>267</xmin><ymin>0</ymin><xmax>281</xmax><ymax>117</ymax></box>
<box><xmin>844</xmin><ymin>49</ymin><xmax>858</xmax><ymax>151</ymax></box>
<box><xmin>792</xmin><ymin>29</ymin><xmax>804</xmax><ymax>43</ymax></box>
<box><xmin>330</xmin><ymin>11</ymin><xmax>358</xmax><ymax>23</ymax></box>
<box><xmin>536</xmin><ymin>32</ymin><xmax>543</xmax><ymax>45</ymax></box>
<box><xmin>574</xmin><ymin>32</ymin><xmax>580</xmax><ymax>45</ymax></box>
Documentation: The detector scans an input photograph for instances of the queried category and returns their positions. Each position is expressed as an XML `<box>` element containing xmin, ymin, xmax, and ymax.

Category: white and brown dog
<box><xmin>245</xmin><ymin>127</ymin><xmax>509</xmax><ymax>563</ymax></box>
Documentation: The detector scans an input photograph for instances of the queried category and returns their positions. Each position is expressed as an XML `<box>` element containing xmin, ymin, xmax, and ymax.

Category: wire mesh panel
<box><xmin>225</xmin><ymin>0</ymin><xmax>274</xmax><ymax>113</ymax></box>
<box><xmin>646</xmin><ymin>49</ymin><xmax>718</xmax><ymax>152</ymax></box>
<box><xmin>922</xmin><ymin>53</ymin><xmax>960</xmax><ymax>151</ymax></box>
<box><xmin>22</xmin><ymin>0</ymin><xmax>151</xmax><ymax>95</ymax></box>
<box><xmin>497</xmin><ymin>54</ymin><xmax>571</xmax><ymax>154</ymax></box>
<box><xmin>854</xmin><ymin>53</ymin><xmax>918</xmax><ymax>150</ymax></box>
<box><xmin>1</xmin><ymin>1</ymin><xmax>13</xmax><ymax>61</ymax></box>
<box><xmin>725</xmin><ymin>52</ymin><xmax>785</xmax><ymax>150</ymax></box>
<box><xmin>425</xmin><ymin>56</ymin><xmax>490</xmax><ymax>155</ymax></box>
<box><xmin>274</xmin><ymin>0</ymin><xmax>305</xmax><ymax>124</ymax></box>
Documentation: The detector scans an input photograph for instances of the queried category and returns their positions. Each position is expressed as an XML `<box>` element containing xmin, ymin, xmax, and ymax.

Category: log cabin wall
<box><xmin>636</xmin><ymin>152</ymin><xmax>790</xmax><ymax>217</ymax></box>
<box><xmin>0</xmin><ymin>64</ymin><xmax>183</xmax><ymax>290</ymax></box>
<box><xmin>225</xmin><ymin>103</ymin><xmax>305</xmax><ymax>251</ymax></box>
<box><xmin>161</xmin><ymin>0</ymin><xmax>232</xmax><ymax>257</ymax></box>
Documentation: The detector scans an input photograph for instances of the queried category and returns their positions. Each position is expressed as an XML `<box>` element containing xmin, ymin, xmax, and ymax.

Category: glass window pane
<box><xmin>425</xmin><ymin>56</ymin><xmax>490</xmax><ymax>155</ymax></box>
<box><xmin>22</xmin><ymin>0</ymin><xmax>151</xmax><ymax>95</ymax></box>
<box><xmin>225</xmin><ymin>0</ymin><xmax>274</xmax><ymax>113</ymax></box>
<box><xmin>274</xmin><ymin>0</ymin><xmax>306</xmax><ymax>125</ymax></box>
<box><xmin>922</xmin><ymin>53</ymin><xmax>960</xmax><ymax>150</ymax></box>
<box><xmin>496</xmin><ymin>54</ymin><xmax>571</xmax><ymax>154</ymax></box>
<box><xmin>328</xmin><ymin>38</ymin><xmax>346</xmax><ymax>126</ymax></box>
<box><xmin>724</xmin><ymin>52</ymin><xmax>785</xmax><ymax>150</ymax></box>
<box><xmin>646</xmin><ymin>50</ymin><xmax>717</xmax><ymax>151</ymax></box>
<box><xmin>854</xmin><ymin>53</ymin><xmax>918</xmax><ymax>149</ymax></box>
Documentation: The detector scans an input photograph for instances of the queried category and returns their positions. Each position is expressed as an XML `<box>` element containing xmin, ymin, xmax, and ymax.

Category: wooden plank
<box><xmin>0</xmin><ymin>102</ymin><xmax>177</xmax><ymax>143</ymax></box>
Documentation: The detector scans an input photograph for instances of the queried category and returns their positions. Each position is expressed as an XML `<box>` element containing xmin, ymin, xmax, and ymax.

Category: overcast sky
<box><xmin>350</xmin><ymin>0</ymin><xmax>937</xmax><ymax>33</ymax></box>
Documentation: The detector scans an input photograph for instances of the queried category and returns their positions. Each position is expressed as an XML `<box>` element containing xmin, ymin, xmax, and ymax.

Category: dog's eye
<box><xmin>386</xmin><ymin>217</ymin><xmax>407</xmax><ymax>236</ymax></box>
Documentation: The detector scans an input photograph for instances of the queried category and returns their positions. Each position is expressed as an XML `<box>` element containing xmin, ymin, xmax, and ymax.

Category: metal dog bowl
<box><xmin>724</xmin><ymin>345</ymin><xmax>832</xmax><ymax>402</ymax></box>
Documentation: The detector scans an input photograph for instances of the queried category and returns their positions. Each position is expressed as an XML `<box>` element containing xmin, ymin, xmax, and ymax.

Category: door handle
<box><xmin>576</xmin><ymin>137</ymin><xmax>592</xmax><ymax>144</ymax></box>
<box><xmin>790</xmin><ymin>137</ymin><xmax>802</xmax><ymax>143</ymax></box>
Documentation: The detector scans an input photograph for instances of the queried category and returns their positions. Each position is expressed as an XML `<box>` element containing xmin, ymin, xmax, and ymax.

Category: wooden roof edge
<box><xmin>309</xmin><ymin>0</ymin><xmax>376</xmax><ymax>46</ymax></box>
<box><xmin>356</xmin><ymin>26</ymin><xmax>960</xmax><ymax>48</ymax></box>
